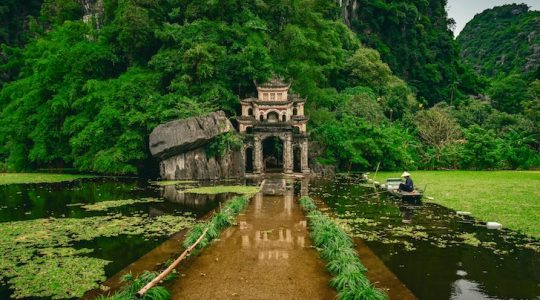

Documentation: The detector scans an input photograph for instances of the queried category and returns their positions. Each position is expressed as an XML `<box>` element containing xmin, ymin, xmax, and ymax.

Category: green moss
<box><xmin>0</xmin><ymin>173</ymin><xmax>95</xmax><ymax>185</ymax></box>
<box><xmin>372</xmin><ymin>171</ymin><xmax>540</xmax><ymax>238</ymax></box>
<box><xmin>150</xmin><ymin>180</ymin><xmax>197</xmax><ymax>186</ymax></box>
<box><xmin>9</xmin><ymin>256</ymin><xmax>110</xmax><ymax>299</ymax></box>
<box><xmin>0</xmin><ymin>214</ymin><xmax>195</xmax><ymax>299</ymax></box>
<box><xmin>82</xmin><ymin>198</ymin><xmax>163</xmax><ymax>211</ymax></box>
<box><xmin>184</xmin><ymin>185</ymin><xmax>260</xmax><ymax>195</ymax></box>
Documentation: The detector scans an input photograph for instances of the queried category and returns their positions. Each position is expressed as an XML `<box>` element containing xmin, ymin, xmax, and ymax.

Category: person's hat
<box><xmin>401</xmin><ymin>171</ymin><xmax>411</xmax><ymax>177</ymax></box>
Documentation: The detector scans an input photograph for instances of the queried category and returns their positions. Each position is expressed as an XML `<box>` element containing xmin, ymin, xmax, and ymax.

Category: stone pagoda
<box><xmin>238</xmin><ymin>77</ymin><xmax>309</xmax><ymax>174</ymax></box>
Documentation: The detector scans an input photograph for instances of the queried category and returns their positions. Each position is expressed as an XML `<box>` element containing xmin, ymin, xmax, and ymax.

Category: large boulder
<box><xmin>149</xmin><ymin>111</ymin><xmax>233</xmax><ymax>160</ymax></box>
<box><xmin>149</xmin><ymin>111</ymin><xmax>244</xmax><ymax>180</ymax></box>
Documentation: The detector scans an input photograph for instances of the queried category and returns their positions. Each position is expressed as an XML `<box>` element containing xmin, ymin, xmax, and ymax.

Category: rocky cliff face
<box><xmin>337</xmin><ymin>0</ymin><xmax>358</xmax><ymax>27</ymax></box>
<box><xmin>80</xmin><ymin>0</ymin><xmax>104</xmax><ymax>29</ymax></box>
<box><xmin>149</xmin><ymin>111</ymin><xmax>244</xmax><ymax>180</ymax></box>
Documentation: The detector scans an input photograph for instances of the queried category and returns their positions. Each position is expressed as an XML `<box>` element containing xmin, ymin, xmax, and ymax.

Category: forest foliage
<box><xmin>0</xmin><ymin>0</ymin><xmax>538</xmax><ymax>174</ymax></box>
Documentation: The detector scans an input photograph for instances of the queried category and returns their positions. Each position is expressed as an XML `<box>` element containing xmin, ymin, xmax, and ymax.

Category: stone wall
<box><xmin>159</xmin><ymin>147</ymin><xmax>243</xmax><ymax>180</ymax></box>
<box><xmin>149</xmin><ymin>111</ymin><xmax>244</xmax><ymax>180</ymax></box>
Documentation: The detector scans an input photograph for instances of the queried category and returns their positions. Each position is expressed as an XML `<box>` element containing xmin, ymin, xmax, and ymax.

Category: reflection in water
<box><xmin>0</xmin><ymin>178</ymin><xmax>239</xmax><ymax>300</ymax></box>
<box><xmin>452</xmin><ymin>279</ymin><xmax>497</xmax><ymax>300</ymax></box>
<box><xmin>161</xmin><ymin>185</ymin><xmax>232</xmax><ymax>209</ymax></box>
<box><xmin>241</xmin><ymin>180</ymin><xmax>302</xmax><ymax>264</ymax></box>
<box><xmin>168</xmin><ymin>177</ymin><xmax>336</xmax><ymax>299</ymax></box>
<box><xmin>311</xmin><ymin>176</ymin><xmax>540</xmax><ymax>300</ymax></box>
<box><xmin>399</xmin><ymin>204</ymin><xmax>417</xmax><ymax>224</ymax></box>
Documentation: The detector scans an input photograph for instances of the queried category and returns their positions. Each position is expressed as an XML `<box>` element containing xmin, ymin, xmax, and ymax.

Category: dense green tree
<box><xmin>0</xmin><ymin>0</ymin><xmax>538</xmax><ymax>174</ymax></box>
<box><xmin>458</xmin><ymin>4</ymin><xmax>540</xmax><ymax>77</ymax></box>
<box><xmin>345</xmin><ymin>0</ymin><xmax>484</xmax><ymax>105</ymax></box>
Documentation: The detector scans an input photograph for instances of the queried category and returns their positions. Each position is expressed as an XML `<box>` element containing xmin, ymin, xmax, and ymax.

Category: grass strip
<box><xmin>299</xmin><ymin>196</ymin><xmax>387</xmax><ymax>300</ymax></box>
<box><xmin>0</xmin><ymin>173</ymin><xmax>95</xmax><ymax>185</ymax></box>
<box><xmin>149</xmin><ymin>180</ymin><xmax>196</xmax><ymax>186</ymax></box>
<box><xmin>371</xmin><ymin>171</ymin><xmax>540</xmax><ymax>238</ymax></box>
<box><xmin>183</xmin><ymin>185</ymin><xmax>260</xmax><ymax>195</ymax></box>
<box><xmin>182</xmin><ymin>195</ymin><xmax>250</xmax><ymax>249</ymax></box>
<box><xmin>96</xmin><ymin>272</ymin><xmax>174</xmax><ymax>300</ymax></box>
<box><xmin>98</xmin><ymin>195</ymin><xmax>252</xmax><ymax>300</ymax></box>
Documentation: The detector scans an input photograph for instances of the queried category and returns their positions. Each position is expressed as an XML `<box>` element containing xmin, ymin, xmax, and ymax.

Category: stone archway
<box><xmin>262</xmin><ymin>136</ymin><xmax>283</xmax><ymax>172</ymax></box>
<box><xmin>245</xmin><ymin>147</ymin><xmax>254</xmax><ymax>173</ymax></box>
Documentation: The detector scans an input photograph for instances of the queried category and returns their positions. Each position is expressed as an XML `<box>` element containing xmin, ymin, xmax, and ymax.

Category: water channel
<box><xmin>0</xmin><ymin>175</ymin><xmax>539</xmax><ymax>299</ymax></box>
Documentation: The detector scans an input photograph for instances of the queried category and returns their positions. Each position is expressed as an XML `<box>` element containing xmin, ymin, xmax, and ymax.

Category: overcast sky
<box><xmin>447</xmin><ymin>0</ymin><xmax>540</xmax><ymax>36</ymax></box>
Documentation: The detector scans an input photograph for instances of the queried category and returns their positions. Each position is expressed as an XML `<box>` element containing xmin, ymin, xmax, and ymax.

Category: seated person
<box><xmin>399</xmin><ymin>172</ymin><xmax>414</xmax><ymax>192</ymax></box>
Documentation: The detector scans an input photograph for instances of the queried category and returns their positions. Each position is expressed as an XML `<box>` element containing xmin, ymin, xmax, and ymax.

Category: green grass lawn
<box><xmin>371</xmin><ymin>171</ymin><xmax>540</xmax><ymax>238</ymax></box>
<box><xmin>0</xmin><ymin>173</ymin><xmax>95</xmax><ymax>185</ymax></box>
<box><xmin>184</xmin><ymin>185</ymin><xmax>261</xmax><ymax>195</ymax></box>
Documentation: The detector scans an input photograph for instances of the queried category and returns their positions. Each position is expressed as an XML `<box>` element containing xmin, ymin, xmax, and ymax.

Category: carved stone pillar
<box><xmin>301</xmin><ymin>138</ymin><xmax>310</xmax><ymax>173</ymax></box>
<box><xmin>254</xmin><ymin>135</ymin><xmax>263</xmax><ymax>174</ymax></box>
<box><xmin>283</xmin><ymin>134</ymin><xmax>293</xmax><ymax>173</ymax></box>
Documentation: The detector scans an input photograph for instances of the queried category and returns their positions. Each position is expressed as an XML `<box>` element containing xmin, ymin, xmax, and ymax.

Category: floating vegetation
<box><xmin>298</xmin><ymin>196</ymin><xmax>387</xmax><ymax>300</ymax></box>
<box><xmin>184</xmin><ymin>185</ymin><xmax>260</xmax><ymax>195</ymax></box>
<box><xmin>81</xmin><ymin>198</ymin><xmax>163</xmax><ymax>211</ymax></box>
<box><xmin>0</xmin><ymin>213</ymin><xmax>195</xmax><ymax>299</ymax></box>
<box><xmin>9</xmin><ymin>256</ymin><xmax>110</xmax><ymax>299</ymax></box>
<box><xmin>458</xmin><ymin>233</ymin><xmax>482</xmax><ymax>247</ymax></box>
<box><xmin>322</xmin><ymin>187</ymin><xmax>540</xmax><ymax>255</ymax></box>
<box><xmin>150</xmin><ymin>180</ymin><xmax>197</xmax><ymax>186</ymax></box>
<box><xmin>101</xmin><ymin>195</ymin><xmax>251</xmax><ymax>299</ymax></box>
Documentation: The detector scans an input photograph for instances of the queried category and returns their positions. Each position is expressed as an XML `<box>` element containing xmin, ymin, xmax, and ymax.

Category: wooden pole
<box><xmin>136</xmin><ymin>227</ymin><xmax>209</xmax><ymax>298</ymax></box>
<box><xmin>373</xmin><ymin>162</ymin><xmax>381</xmax><ymax>183</ymax></box>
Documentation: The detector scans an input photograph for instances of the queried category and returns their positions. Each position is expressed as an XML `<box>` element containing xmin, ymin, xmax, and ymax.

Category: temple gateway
<box><xmin>238</xmin><ymin>77</ymin><xmax>310</xmax><ymax>174</ymax></box>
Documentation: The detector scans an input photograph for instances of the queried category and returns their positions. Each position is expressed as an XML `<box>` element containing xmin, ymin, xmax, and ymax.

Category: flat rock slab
<box><xmin>149</xmin><ymin>111</ymin><xmax>233</xmax><ymax>159</ymax></box>
<box><xmin>169</xmin><ymin>189</ymin><xmax>336</xmax><ymax>299</ymax></box>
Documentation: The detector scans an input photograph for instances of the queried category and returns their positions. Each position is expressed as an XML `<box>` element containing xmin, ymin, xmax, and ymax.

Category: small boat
<box><xmin>381</xmin><ymin>178</ymin><xmax>402</xmax><ymax>191</ymax></box>
<box><xmin>388</xmin><ymin>189</ymin><xmax>423</xmax><ymax>202</ymax></box>
<box><xmin>383</xmin><ymin>178</ymin><xmax>423</xmax><ymax>202</ymax></box>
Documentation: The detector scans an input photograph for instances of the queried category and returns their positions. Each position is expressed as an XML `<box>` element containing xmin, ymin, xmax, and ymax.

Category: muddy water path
<box><xmin>168</xmin><ymin>178</ymin><xmax>336</xmax><ymax>299</ymax></box>
<box><xmin>310</xmin><ymin>175</ymin><xmax>540</xmax><ymax>300</ymax></box>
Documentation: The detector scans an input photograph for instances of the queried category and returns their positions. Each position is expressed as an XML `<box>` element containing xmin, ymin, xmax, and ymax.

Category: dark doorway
<box><xmin>245</xmin><ymin>148</ymin><xmax>253</xmax><ymax>173</ymax></box>
<box><xmin>293</xmin><ymin>147</ymin><xmax>302</xmax><ymax>173</ymax></box>
<box><xmin>262</xmin><ymin>136</ymin><xmax>283</xmax><ymax>172</ymax></box>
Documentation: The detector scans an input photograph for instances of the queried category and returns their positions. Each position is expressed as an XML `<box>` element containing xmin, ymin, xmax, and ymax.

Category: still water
<box><xmin>1</xmin><ymin>176</ymin><xmax>539</xmax><ymax>299</ymax></box>
<box><xmin>0</xmin><ymin>178</ymin><xmax>233</xmax><ymax>299</ymax></box>
<box><xmin>308</xmin><ymin>175</ymin><xmax>540</xmax><ymax>300</ymax></box>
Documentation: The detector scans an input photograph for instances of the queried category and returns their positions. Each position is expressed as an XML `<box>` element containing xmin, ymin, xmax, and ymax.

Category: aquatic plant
<box><xmin>97</xmin><ymin>271</ymin><xmax>174</xmax><ymax>300</ymax></box>
<box><xmin>81</xmin><ymin>198</ymin><xmax>163</xmax><ymax>211</ymax></box>
<box><xmin>183</xmin><ymin>195</ymin><xmax>250</xmax><ymax>250</ymax></box>
<box><xmin>298</xmin><ymin>196</ymin><xmax>387</xmax><ymax>300</ymax></box>
<box><xmin>0</xmin><ymin>214</ymin><xmax>195</xmax><ymax>299</ymax></box>
<box><xmin>104</xmin><ymin>195</ymin><xmax>252</xmax><ymax>299</ymax></box>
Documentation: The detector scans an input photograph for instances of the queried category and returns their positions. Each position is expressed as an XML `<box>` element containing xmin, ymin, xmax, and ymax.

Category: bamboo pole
<box><xmin>373</xmin><ymin>162</ymin><xmax>381</xmax><ymax>182</ymax></box>
<box><xmin>136</xmin><ymin>227</ymin><xmax>209</xmax><ymax>298</ymax></box>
